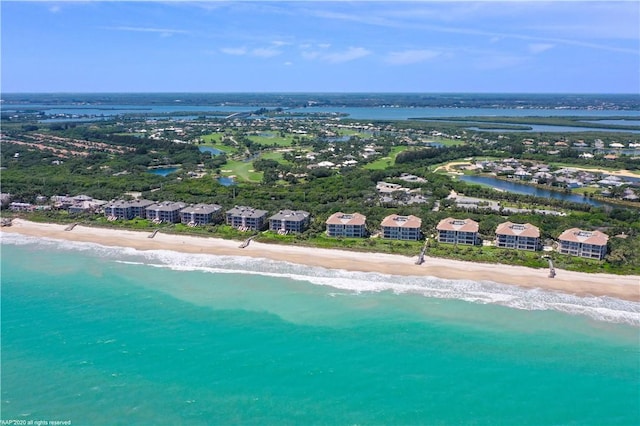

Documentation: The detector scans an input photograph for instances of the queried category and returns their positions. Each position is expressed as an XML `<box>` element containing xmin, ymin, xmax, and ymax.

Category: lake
<box><xmin>459</xmin><ymin>175</ymin><xmax>606</xmax><ymax>207</ymax></box>
<box><xmin>198</xmin><ymin>146</ymin><xmax>225</xmax><ymax>155</ymax></box>
<box><xmin>217</xmin><ymin>176</ymin><xmax>235</xmax><ymax>186</ymax></box>
<box><xmin>148</xmin><ymin>167</ymin><xmax>179</xmax><ymax>176</ymax></box>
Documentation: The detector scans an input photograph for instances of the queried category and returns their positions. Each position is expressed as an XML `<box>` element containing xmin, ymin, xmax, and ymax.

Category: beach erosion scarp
<box><xmin>1</xmin><ymin>219</ymin><xmax>639</xmax><ymax>302</ymax></box>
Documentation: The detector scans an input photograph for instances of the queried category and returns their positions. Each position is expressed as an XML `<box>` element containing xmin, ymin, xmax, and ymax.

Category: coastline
<box><xmin>2</xmin><ymin>219</ymin><xmax>639</xmax><ymax>302</ymax></box>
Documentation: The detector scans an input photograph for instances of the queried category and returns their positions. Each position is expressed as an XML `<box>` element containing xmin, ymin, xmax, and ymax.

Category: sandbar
<box><xmin>2</xmin><ymin>219</ymin><xmax>639</xmax><ymax>302</ymax></box>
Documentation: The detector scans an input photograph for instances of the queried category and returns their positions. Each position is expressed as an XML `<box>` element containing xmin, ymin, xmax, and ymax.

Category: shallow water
<box><xmin>2</xmin><ymin>236</ymin><xmax>639</xmax><ymax>424</ymax></box>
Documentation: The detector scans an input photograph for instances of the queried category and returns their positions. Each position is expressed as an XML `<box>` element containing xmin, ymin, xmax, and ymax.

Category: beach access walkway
<box><xmin>239</xmin><ymin>236</ymin><xmax>256</xmax><ymax>248</ymax></box>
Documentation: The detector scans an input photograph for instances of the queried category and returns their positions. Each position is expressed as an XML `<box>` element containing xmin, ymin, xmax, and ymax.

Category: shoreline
<box><xmin>2</xmin><ymin>219</ymin><xmax>639</xmax><ymax>302</ymax></box>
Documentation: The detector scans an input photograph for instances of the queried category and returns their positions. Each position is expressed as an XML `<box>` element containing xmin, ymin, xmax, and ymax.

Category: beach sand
<box><xmin>2</xmin><ymin>219</ymin><xmax>639</xmax><ymax>301</ymax></box>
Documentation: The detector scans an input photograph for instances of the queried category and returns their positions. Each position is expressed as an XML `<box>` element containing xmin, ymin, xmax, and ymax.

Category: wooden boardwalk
<box><xmin>415</xmin><ymin>242</ymin><xmax>427</xmax><ymax>265</ymax></box>
<box><xmin>148</xmin><ymin>229</ymin><xmax>160</xmax><ymax>239</ymax></box>
<box><xmin>65</xmin><ymin>223</ymin><xmax>78</xmax><ymax>231</ymax></box>
<box><xmin>239</xmin><ymin>236</ymin><xmax>256</xmax><ymax>248</ymax></box>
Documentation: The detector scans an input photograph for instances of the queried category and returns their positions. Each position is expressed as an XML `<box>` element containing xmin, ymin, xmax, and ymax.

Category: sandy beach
<box><xmin>2</xmin><ymin>219</ymin><xmax>639</xmax><ymax>302</ymax></box>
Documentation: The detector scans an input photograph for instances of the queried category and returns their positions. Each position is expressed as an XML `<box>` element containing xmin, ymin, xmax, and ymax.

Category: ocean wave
<box><xmin>3</xmin><ymin>233</ymin><xmax>640</xmax><ymax>326</ymax></box>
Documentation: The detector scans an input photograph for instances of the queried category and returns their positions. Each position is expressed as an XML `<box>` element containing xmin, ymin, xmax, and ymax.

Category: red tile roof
<box><xmin>380</xmin><ymin>214</ymin><xmax>422</xmax><ymax>228</ymax></box>
<box><xmin>495</xmin><ymin>222</ymin><xmax>540</xmax><ymax>238</ymax></box>
<box><xmin>436</xmin><ymin>217</ymin><xmax>479</xmax><ymax>233</ymax></box>
<box><xmin>558</xmin><ymin>228</ymin><xmax>609</xmax><ymax>246</ymax></box>
<box><xmin>325</xmin><ymin>212</ymin><xmax>366</xmax><ymax>226</ymax></box>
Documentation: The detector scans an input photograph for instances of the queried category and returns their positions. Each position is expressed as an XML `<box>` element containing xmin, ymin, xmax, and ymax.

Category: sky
<box><xmin>1</xmin><ymin>1</ymin><xmax>639</xmax><ymax>93</ymax></box>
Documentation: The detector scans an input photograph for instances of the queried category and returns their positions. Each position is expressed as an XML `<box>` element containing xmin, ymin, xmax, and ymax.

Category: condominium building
<box><xmin>180</xmin><ymin>203</ymin><xmax>223</xmax><ymax>226</ymax></box>
<box><xmin>104</xmin><ymin>199</ymin><xmax>154</xmax><ymax>220</ymax></box>
<box><xmin>495</xmin><ymin>222</ymin><xmax>541</xmax><ymax>251</ymax></box>
<box><xmin>129</xmin><ymin>199</ymin><xmax>155</xmax><ymax>219</ymax></box>
<box><xmin>557</xmin><ymin>228</ymin><xmax>609</xmax><ymax>260</ymax></box>
<box><xmin>103</xmin><ymin>201</ymin><xmax>127</xmax><ymax>219</ymax></box>
<box><xmin>268</xmin><ymin>210</ymin><xmax>310</xmax><ymax>234</ymax></box>
<box><xmin>436</xmin><ymin>217</ymin><xmax>480</xmax><ymax>245</ymax></box>
<box><xmin>380</xmin><ymin>214</ymin><xmax>422</xmax><ymax>240</ymax></box>
<box><xmin>226</xmin><ymin>205</ymin><xmax>268</xmax><ymax>231</ymax></box>
<box><xmin>325</xmin><ymin>212</ymin><xmax>367</xmax><ymax>238</ymax></box>
<box><xmin>104</xmin><ymin>200</ymin><xmax>154</xmax><ymax>220</ymax></box>
<box><xmin>145</xmin><ymin>201</ymin><xmax>186</xmax><ymax>223</ymax></box>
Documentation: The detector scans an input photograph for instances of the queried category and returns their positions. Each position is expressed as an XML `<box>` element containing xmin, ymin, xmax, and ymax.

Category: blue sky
<box><xmin>2</xmin><ymin>1</ymin><xmax>639</xmax><ymax>93</ymax></box>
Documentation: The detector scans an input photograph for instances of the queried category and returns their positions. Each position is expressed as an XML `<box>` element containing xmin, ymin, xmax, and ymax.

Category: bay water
<box><xmin>2</xmin><ymin>235</ymin><xmax>639</xmax><ymax>425</ymax></box>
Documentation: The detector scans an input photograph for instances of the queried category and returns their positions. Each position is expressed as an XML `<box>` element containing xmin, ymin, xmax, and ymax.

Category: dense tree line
<box><xmin>395</xmin><ymin>146</ymin><xmax>482</xmax><ymax>165</ymax></box>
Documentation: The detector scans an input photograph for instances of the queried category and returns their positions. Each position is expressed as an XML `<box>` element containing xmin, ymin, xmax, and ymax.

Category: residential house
<box><xmin>180</xmin><ymin>203</ymin><xmax>222</xmax><ymax>226</ymax></box>
<box><xmin>376</xmin><ymin>181</ymin><xmax>406</xmax><ymax>194</ymax></box>
<box><xmin>495</xmin><ymin>222</ymin><xmax>541</xmax><ymax>251</ymax></box>
<box><xmin>9</xmin><ymin>202</ymin><xmax>35</xmax><ymax>212</ymax></box>
<box><xmin>557</xmin><ymin>228</ymin><xmax>609</xmax><ymax>260</ymax></box>
<box><xmin>436</xmin><ymin>217</ymin><xmax>480</xmax><ymax>245</ymax></box>
<box><xmin>68</xmin><ymin>198</ymin><xmax>107</xmax><ymax>215</ymax></box>
<box><xmin>268</xmin><ymin>210</ymin><xmax>310</xmax><ymax>234</ymax></box>
<box><xmin>380</xmin><ymin>214</ymin><xmax>422</xmax><ymax>241</ymax></box>
<box><xmin>325</xmin><ymin>212</ymin><xmax>367</xmax><ymax>238</ymax></box>
<box><xmin>146</xmin><ymin>201</ymin><xmax>186</xmax><ymax>223</ymax></box>
<box><xmin>226</xmin><ymin>205</ymin><xmax>268</xmax><ymax>231</ymax></box>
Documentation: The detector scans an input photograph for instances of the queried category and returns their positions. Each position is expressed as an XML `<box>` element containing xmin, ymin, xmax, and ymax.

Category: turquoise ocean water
<box><xmin>2</xmin><ymin>235</ymin><xmax>639</xmax><ymax>425</ymax></box>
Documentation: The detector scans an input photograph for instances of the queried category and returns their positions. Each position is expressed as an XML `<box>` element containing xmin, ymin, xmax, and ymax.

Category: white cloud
<box><xmin>220</xmin><ymin>47</ymin><xmax>247</xmax><ymax>56</ymax></box>
<box><xmin>102</xmin><ymin>26</ymin><xmax>189</xmax><ymax>36</ymax></box>
<box><xmin>220</xmin><ymin>46</ymin><xmax>282</xmax><ymax>58</ymax></box>
<box><xmin>284</xmin><ymin>61</ymin><xmax>293</xmax><ymax>66</ymax></box>
<box><xmin>528</xmin><ymin>43</ymin><xmax>554</xmax><ymax>54</ymax></box>
<box><xmin>49</xmin><ymin>5</ymin><xmax>61</xmax><ymax>14</ymax></box>
<box><xmin>251</xmin><ymin>47</ymin><xmax>282</xmax><ymax>58</ymax></box>
<box><xmin>323</xmin><ymin>47</ymin><xmax>371</xmax><ymax>63</ymax></box>
<box><xmin>386</xmin><ymin>49</ymin><xmax>441</xmax><ymax>65</ymax></box>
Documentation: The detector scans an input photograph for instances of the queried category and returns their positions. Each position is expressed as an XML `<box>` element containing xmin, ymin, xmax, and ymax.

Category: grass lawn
<box><xmin>220</xmin><ymin>159</ymin><xmax>263</xmax><ymax>183</ymax></box>
<box><xmin>364</xmin><ymin>145</ymin><xmax>412</xmax><ymax>170</ymax></box>
<box><xmin>247</xmin><ymin>132</ymin><xmax>299</xmax><ymax>147</ymax></box>
<box><xmin>430</xmin><ymin>137</ymin><xmax>466</xmax><ymax>147</ymax></box>
<box><xmin>572</xmin><ymin>186</ymin><xmax>600</xmax><ymax>195</ymax></box>
<box><xmin>261</xmin><ymin>150</ymin><xmax>293</xmax><ymax>165</ymax></box>
<box><xmin>201</xmin><ymin>133</ymin><xmax>224</xmax><ymax>143</ymax></box>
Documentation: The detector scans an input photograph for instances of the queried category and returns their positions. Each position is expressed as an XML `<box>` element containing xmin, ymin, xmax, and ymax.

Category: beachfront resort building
<box><xmin>557</xmin><ymin>228</ymin><xmax>609</xmax><ymax>260</ymax></box>
<box><xmin>104</xmin><ymin>199</ymin><xmax>154</xmax><ymax>220</ymax></box>
<box><xmin>380</xmin><ymin>214</ymin><xmax>422</xmax><ymax>240</ymax></box>
<box><xmin>436</xmin><ymin>218</ymin><xmax>480</xmax><ymax>245</ymax></box>
<box><xmin>495</xmin><ymin>222</ymin><xmax>541</xmax><ymax>251</ymax></box>
<box><xmin>51</xmin><ymin>194</ymin><xmax>106</xmax><ymax>214</ymax></box>
<box><xmin>226</xmin><ymin>205</ymin><xmax>268</xmax><ymax>231</ymax></box>
<box><xmin>325</xmin><ymin>212</ymin><xmax>367</xmax><ymax>238</ymax></box>
<box><xmin>145</xmin><ymin>201</ymin><xmax>187</xmax><ymax>224</ymax></box>
<box><xmin>268</xmin><ymin>210</ymin><xmax>310</xmax><ymax>234</ymax></box>
<box><xmin>180</xmin><ymin>203</ymin><xmax>223</xmax><ymax>226</ymax></box>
